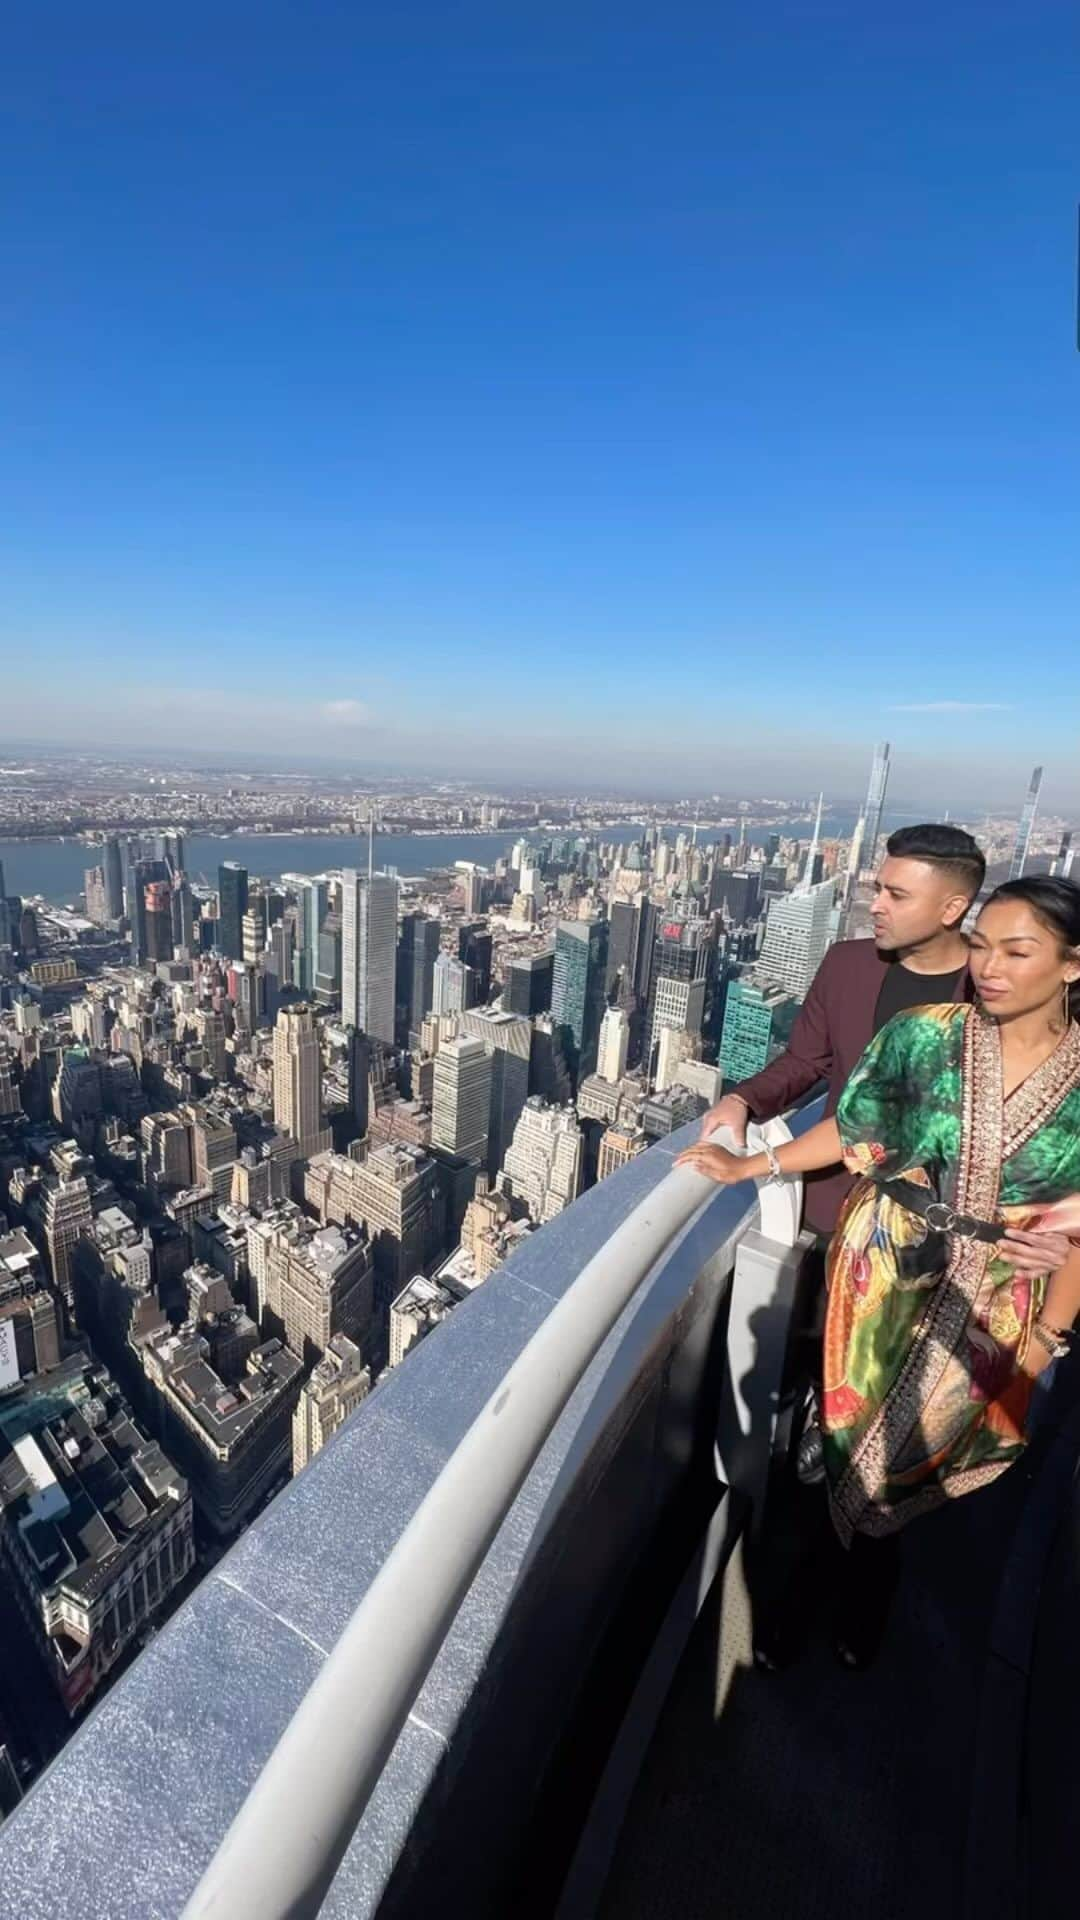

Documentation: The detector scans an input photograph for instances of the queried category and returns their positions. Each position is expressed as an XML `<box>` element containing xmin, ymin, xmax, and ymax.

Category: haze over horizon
<box><xmin>0</xmin><ymin>731</ymin><xmax>1066</xmax><ymax>825</ymax></box>
<box><xmin>3</xmin><ymin>5</ymin><xmax>1078</xmax><ymax>808</ymax></box>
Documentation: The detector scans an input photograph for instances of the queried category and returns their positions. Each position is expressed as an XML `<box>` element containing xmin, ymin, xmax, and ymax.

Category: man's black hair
<box><xmin>884</xmin><ymin>823</ymin><xmax>986</xmax><ymax>898</ymax></box>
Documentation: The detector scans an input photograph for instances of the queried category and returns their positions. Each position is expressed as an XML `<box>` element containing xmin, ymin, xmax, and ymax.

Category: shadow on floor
<box><xmin>600</xmin><ymin>1456</ymin><xmax>1036</xmax><ymax>1920</ymax></box>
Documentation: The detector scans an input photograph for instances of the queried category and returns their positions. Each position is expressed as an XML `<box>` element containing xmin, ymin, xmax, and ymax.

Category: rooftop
<box><xmin>0</xmin><ymin>1353</ymin><xmax>187</xmax><ymax>1605</ymax></box>
<box><xmin>146</xmin><ymin>1331</ymin><xmax>302</xmax><ymax>1446</ymax></box>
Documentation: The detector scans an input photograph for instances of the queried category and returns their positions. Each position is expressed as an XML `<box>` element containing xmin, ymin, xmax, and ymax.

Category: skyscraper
<box><xmin>292</xmin><ymin>1335</ymin><xmax>371</xmax><ymax>1475</ymax></box>
<box><xmin>341</xmin><ymin>869</ymin><xmax>398</xmax><ymax>1045</ymax></box>
<box><xmin>862</xmin><ymin>743</ymin><xmax>891</xmax><ymax>872</ymax></box>
<box><xmin>708</xmin><ymin>869</ymin><xmax>761</xmax><ymax>926</ymax></box>
<box><xmin>551</xmin><ymin>919</ymin><xmax>610</xmax><ymax>1084</ymax></box>
<box><xmin>756</xmin><ymin>880</ymin><xmax>835</xmax><ymax>1000</ymax></box>
<box><xmin>315</xmin><ymin>907</ymin><xmax>343</xmax><ymax>1004</ymax></box>
<box><xmin>842</xmin><ymin>814</ymin><xmax>867</xmax><ymax>903</ymax></box>
<box><xmin>645</xmin><ymin>917</ymin><xmax>717</xmax><ymax>1069</ymax></box>
<box><xmin>596</xmin><ymin>1005</ymin><xmax>629</xmax><ymax>1083</ymax></box>
<box><xmin>795</xmin><ymin>793</ymin><xmax>824</xmax><ymax>894</ymax></box>
<box><xmin>292</xmin><ymin>876</ymin><xmax>329</xmax><ymax>998</ymax></box>
<box><xmin>457</xmin><ymin>923</ymin><xmax>493</xmax><ymax>1007</ymax></box>
<box><xmin>144</xmin><ymin>881</ymin><xmax>174</xmax><ymax>962</ymax></box>
<box><xmin>506</xmin><ymin>951</ymin><xmax>554</xmax><ymax>1017</ymax></box>
<box><xmin>84</xmin><ymin>865</ymin><xmax>108</xmax><ymax>927</ymax></box>
<box><xmin>171</xmin><ymin>875</ymin><xmax>195</xmax><ymax>952</ymax></box>
<box><xmin>346</xmin><ymin>1027</ymin><xmax>371</xmax><ymax>1137</ymax></box>
<box><xmin>460</xmin><ymin>1008</ymin><xmax>531</xmax><ymax>1177</ymax></box>
<box><xmin>720</xmin><ymin>979</ymin><xmax>799</xmax><ymax>1085</ymax></box>
<box><xmin>266</xmin><ymin>916</ymin><xmax>296</xmax><ymax>1012</ymax></box>
<box><xmin>103</xmin><ymin>837</ymin><xmax>125</xmax><ymax>920</ymax></box>
<box><xmin>272</xmin><ymin>1004</ymin><xmax>331</xmax><ymax>1161</ymax></box>
<box><xmin>498</xmin><ymin>1098</ymin><xmax>583</xmax><ymax>1224</ymax></box>
<box><xmin>124</xmin><ymin>842</ymin><xmax>165</xmax><ymax>964</ymax></box>
<box><xmin>431</xmin><ymin>952</ymin><xmax>469</xmax><ymax>1017</ymax></box>
<box><xmin>605</xmin><ymin>895</ymin><xmax>656</xmax><ymax>1002</ymax></box>
<box><xmin>121</xmin><ymin>837</ymin><xmax>149</xmax><ymax>921</ymax></box>
<box><xmin>43</xmin><ymin>1174</ymin><xmax>94</xmax><ymax>1312</ymax></box>
<box><xmin>432</xmin><ymin>1035</ymin><xmax>492</xmax><ymax>1167</ymax></box>
<box><xmin>346</xmin><ymin>1143</ymin><xmax>438</xmax><ymax>1313</ymax></box>
<box><xmin>217</xmin><ymin>862</ymin><xmax>249</xmax><ymax>962</ymax></box>
<box><xmin>396</xmin><ymin>913</ymin><xmax>441</xmax><ymax>1043</ymax></box>
<box><xmin>242</xmin><ymin>896</ymin><xmax>268</xmax><ymax>965</ymax></box>
<box><xmin>1008</xmin><ymin>765</ymin><xmax>1043</xmax><ymax>880</ymax></box>
<box><xmin>159</xmin><ymin>832</ymin><xmax>186</xmax><ymax>875</ymax></box>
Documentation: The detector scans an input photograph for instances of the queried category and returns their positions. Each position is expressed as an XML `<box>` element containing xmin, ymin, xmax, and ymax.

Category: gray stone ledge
<box><xmin>0</xmin><ymin>1109</ymin><xmax>820</xmax><ymax>1917</ymax></box>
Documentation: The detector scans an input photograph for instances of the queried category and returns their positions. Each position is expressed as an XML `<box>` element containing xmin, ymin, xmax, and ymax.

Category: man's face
<box><xmin>870</xmin><ymin>855</ymin><xmax>972</xmax><ymax>953</ymax></box>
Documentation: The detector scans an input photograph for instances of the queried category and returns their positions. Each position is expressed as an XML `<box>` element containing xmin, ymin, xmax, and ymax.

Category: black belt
<box><xmin>872</xmin><ymin>1176</ymin><xmax>1006</xmax><ymax>1245</ymax></box>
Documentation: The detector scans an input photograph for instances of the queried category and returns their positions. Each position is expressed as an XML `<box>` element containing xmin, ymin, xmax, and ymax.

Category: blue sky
<box><xmin>2</xmin><ymin>2</ymin><xmax>1078</xmax><ymax>807</ymax></box>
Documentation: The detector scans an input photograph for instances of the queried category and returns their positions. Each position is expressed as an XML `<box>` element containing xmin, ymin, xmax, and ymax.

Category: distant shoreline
<box><xmin>0</xmin><ymin>813</ymin><xmax>852</xmax><ymax>849</ymax></box>
<box><xmin>0</xmin><ymin>822</ymin><xmax>613</xmax><ymax>846</ymax></box>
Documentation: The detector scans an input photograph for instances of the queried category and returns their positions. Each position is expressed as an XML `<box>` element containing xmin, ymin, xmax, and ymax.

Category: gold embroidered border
<box><xmin>832</xmin><ymin>1007</ymin><xmax>1004</xmax><ymax>1536</ymax></box>
<box><xmin>1003</xmin><ymin>1021</ymin><xmax>1080</xmax><ymax>1161</ymax></box>
<box><xmin>831</xmin><ymin>1453</ymin><xmax>1017</xmax><ymax>1542</ymax></box>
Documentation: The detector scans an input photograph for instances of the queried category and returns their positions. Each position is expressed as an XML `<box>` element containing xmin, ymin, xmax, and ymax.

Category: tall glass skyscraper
<box><xmin>1008</xmin><ymin>765</ymin><xmax>1043</xmax><ymax>879</ymax></box>
<box><xmin>103</xmin><ymin>837</ymin><xmax>124</xmax><ymax>920</ymax></box>
<box><xmin>290</xmin><ymin>876</ymin><xmax>330</xmax><ymax>998</ymax></box>
<box><xmin>551</xmin><ymin>919</ymin><xmax>609</xmax><ymax>1084</ymax></box>
<box><xmin>719</xmin><ymin>979</ymin><xmax>798</xmax><ymax>1085</ymax></box>
<box><xmin>217</xmin><ymin>861</ymin><xmax>248</xmax><ymax>962</ymax></box>
<box><xmin>756</xmin><ymin>881</ymin><xmax>834</xmax><ymax>1000</ymax></box>
<box><xmin>341</xmin><ymin>869</ymin><xmax>398</xmax><ymax>1044</ymax></box>
<box><xmin>862</xmin><ymin>741</ymin><xmax>891</xmax><ymax>872</ymax></box>
<box><xmin>396</xmin><ymin>912</ymin><xmax>441</xmax><ymax>1044</ymax></box>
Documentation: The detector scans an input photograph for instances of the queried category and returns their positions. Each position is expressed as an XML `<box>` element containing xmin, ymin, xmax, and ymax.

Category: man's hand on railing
<box><xmin>675</xmin><ymin>1141</ymin><xmax>747</xmax><ymax>1185</ymax></box>
<box><xmin>700</xmin><ymin>1093</ymin><xmax>750</xmax><ymax>1147</ymax></box>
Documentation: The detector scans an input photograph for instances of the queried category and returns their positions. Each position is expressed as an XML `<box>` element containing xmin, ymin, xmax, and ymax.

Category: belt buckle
<box><xmin>925</xmin><ymin>1201</ymin><xmax>956</xmax><ymax>1232</ymax></box>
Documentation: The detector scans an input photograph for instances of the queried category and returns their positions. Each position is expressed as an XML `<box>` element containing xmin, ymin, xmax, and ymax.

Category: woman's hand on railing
<box><xmin>674</xmin><ymin>1141</ymin><xmax>748</xmax><ymax>1185</ymax></box>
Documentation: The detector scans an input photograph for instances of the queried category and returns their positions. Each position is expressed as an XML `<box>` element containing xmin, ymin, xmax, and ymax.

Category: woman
<box><xmin>676</xmin><ymin>875</ymin><xmax>1080</xmax><ymax>1547</ymax></box>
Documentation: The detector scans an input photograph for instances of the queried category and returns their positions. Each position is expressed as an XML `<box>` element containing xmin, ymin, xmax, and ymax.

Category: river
<box><xmin>0</xmin><ymin>813</ymin><xmax>872</xmax><ymax>904</ymax></box>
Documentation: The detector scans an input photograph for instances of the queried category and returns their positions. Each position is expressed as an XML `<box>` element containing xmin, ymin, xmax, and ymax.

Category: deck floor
<box><xmin>600</xmin><ymin>1462</ymin><xmax>1033</xmax><ymax>1920</ymax></box>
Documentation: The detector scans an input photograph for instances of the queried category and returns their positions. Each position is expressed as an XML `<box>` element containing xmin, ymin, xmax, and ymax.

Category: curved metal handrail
<box><xmin>183</xmin><ymin>1122</ymin><xmax>800</xmax><ymax>1920</ymax></box>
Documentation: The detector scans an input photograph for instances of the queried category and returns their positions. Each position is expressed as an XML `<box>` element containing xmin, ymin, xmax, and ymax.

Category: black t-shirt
<box><xmin>873</xmin><ymin>960</ymin><xmax>966</xmax><ymax>1035</ymax></box>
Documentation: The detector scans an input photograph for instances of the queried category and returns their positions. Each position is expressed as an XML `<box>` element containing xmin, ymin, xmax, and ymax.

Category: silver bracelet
<box><xmin>762</xmin><ymin>1142</ymin><xmax>783</xmax><ymax>1182</ymax></box>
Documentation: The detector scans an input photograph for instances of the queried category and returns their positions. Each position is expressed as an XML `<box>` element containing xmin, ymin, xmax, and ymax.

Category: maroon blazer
<box><xmin>734</xmin><ymin>939</ymin><xmax>972</xmax><ymax>1234</ymax></box>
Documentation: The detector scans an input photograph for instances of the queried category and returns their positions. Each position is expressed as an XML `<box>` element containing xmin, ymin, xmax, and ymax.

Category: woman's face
<box><xmin>968</xmin><ymin>899</ymin><xmax>1080</xmax><ymax>1020</ymax></box>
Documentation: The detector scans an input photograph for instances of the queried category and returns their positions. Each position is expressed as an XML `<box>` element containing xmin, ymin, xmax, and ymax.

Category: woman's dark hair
<box><xmin>982</xmin><ymin>875</ymin><xmax>1080</xmax><ymax>1022</ymax></box>
<box><xmin>885</xmin><ymin>823</ymin><xmax>986</xmax><ymax>897</ymax></box>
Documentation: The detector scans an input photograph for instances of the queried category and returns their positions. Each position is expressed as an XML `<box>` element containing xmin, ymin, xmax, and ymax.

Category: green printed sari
<box><xmin>822</xmin><ymin>1003</ymin><xmax>1080</xmax><ymax>1542</ymax></box>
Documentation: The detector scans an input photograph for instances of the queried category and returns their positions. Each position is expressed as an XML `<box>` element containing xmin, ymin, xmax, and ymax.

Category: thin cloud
<box><xmin>321</xmin><ymin>699</ymin><xmax>372</xmax><ymax>725</ymax></box>
<box><xmin>887</xmin><ymin>701</ymin><xmax>1012</xmax><ymax>714</ymax></box>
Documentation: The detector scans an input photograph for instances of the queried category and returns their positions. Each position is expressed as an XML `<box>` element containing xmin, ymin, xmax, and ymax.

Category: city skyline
<box><xmin>2</xmin><ymin>734</ymin><xmax>1079</xmax><ymax>820</ymax></box>
<box><xmin>4</xmin><ymin>8</ymin><xmax>1079</xmax><ymax>802</ymax></box>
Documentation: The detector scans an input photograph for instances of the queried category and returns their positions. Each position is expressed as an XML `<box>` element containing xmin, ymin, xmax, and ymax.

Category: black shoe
<box><xmin>752</xmin><ymin>1632</ymin><xmax>793</xmax><ymax>1674</ymax></box>
<box><xmin>833</xmin><ymin>1631</ymin><xmax>878</xmax><ymax>1671</ymax></box>
<box><xmin>751</xmin><ymin>1606</ymin><xmax>806</xmax><ymax>1673</ymax></box>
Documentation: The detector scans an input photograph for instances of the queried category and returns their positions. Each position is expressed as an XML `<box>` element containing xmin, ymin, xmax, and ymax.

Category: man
<box><xmin>699</xmin><ymin>822</ymin><xmax>1067</xmax><ymax>1277</ymax></box>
